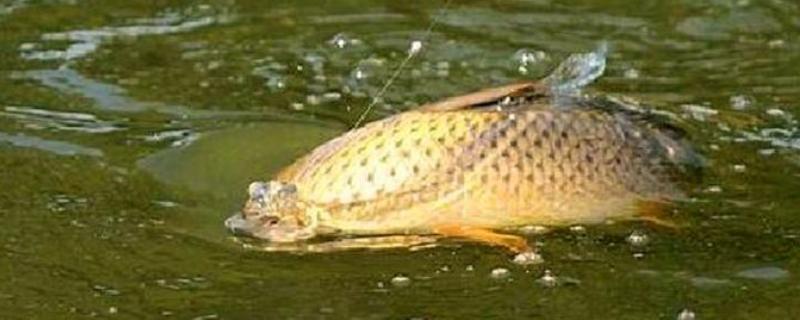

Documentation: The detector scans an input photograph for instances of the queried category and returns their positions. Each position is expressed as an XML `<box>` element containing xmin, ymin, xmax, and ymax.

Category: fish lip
<box><xmin>224</xmin><ymin>212</ymin><xmax>254</xmax><ymax>237</ymax></box>
<box><xmin>225</xmin><ymin>212</ymin><xmax>316</xmax><ymax>243</ymax></box>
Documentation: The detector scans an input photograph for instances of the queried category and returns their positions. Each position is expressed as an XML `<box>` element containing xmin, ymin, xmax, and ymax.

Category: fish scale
<box><xmin>279</xmin><ymin>103</ymin><xmax>681</xmax><ymax>233</ymax></box>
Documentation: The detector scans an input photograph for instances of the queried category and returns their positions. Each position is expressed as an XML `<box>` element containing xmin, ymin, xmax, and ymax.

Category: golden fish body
<box><xmin>277</xmin><ymin>84</ymin><xmax>684</xmax><ymax>235</ymax></box>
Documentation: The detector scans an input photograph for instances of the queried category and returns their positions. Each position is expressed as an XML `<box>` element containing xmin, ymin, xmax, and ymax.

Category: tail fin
<box><xmin>585</xmin><ymin>95</ymin><xmax>706</xmax><ymax>179</ymax></box>
<box><xmin>544</xmin><ymin>42</ymin><xmax>608</xmax><ymax>98</ymax></box>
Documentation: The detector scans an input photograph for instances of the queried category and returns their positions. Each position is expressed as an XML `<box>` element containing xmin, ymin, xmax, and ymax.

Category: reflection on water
<box><xmin>0</xmin><ymin>0</ymin><xmax>27</xmax><ymax>17</ymax></box>
<box><xmin>0</xmin><ymin>131</ymin><xmax>102</xmax><ymax>156</ymax></box>
<box><xmin>1</xmin><ymin>105</ymin><xmax>121</xmax><ymax>133</ymax></box>
<box><xmin>19</xmin><ymin>7</ymin><xmax>232</xmax><ymax>61</ymax></box>
<box><xmin>1</xmin><ymin>0</ymin><xmax>799</xmax><ymax>318</ymax></box>
<box><xmin>139</xmin><ymin>122</ymin><xmax>338</xmax><ymax>199</ymax></box>
<box><xmin>12</xmin><ymin>68</ymin><xmax>148</xmax><ymax>112</ymax></box>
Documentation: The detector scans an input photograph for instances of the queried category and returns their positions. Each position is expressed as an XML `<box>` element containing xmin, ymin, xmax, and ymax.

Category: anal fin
<box><xmin>433</xmin><ymin>224</ymin><xmax>533</xmax><ymax>253</ymax></box>
<box><xmin>635</xmin><ymin>200</ymin><xmax>681</xmax><ymax>230</ymax></box>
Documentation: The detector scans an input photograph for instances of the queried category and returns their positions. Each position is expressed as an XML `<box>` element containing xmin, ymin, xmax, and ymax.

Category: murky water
<box><xmin>1</xmin><ymin>1</ymin><xmax>799</xmax><ymax>319</ymax></box>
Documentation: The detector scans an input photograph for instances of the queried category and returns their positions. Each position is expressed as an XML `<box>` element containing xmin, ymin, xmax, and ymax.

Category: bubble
<box><xmin>689</xmin><ymin>276</ymin><xmax>732</xmax><ymax>289</ymax></box>
<box><xmin>390</xmin><ymin>275</ymin><xmax>411</xmax><ymax>287</ymax></box>
<box><xmin>46</xmin><ymin>194</ymin><xmax>90</xmax><ymax>212</ymax></box>
<box><xmin>322</xmin><ymin>92</ymin><xmax>342</xmax><ymax>102</ymax></box>
<box><xmin>681</xmin><ymin>104</ymin><xmax>718</xmax><ymax>122</ymax></box>
<box><xmin>303</xmin><ymin>52</ymin><xmax>326</xmax><ymax>74</ymax></box>
<box><xmin>154</xmin><ymin>277</ymin><xmax>210</xmax><ymax>290</ymax></box>
<box><xmin>626</xmin><ymin>230</ymin><xmax>650</xmax><ymax>247</ymax></box>
<box><xmin>153</xmin><ymin>200</ymin><xmax>178</xmax><ymax>208</ymax></box>
<box><xmin>330</xmin><ymin>37</ymin><xmax>347</xmax><ymax>49</ymax></box>
<box><xmin>519</xmin><ymin>225</ymin><xmax>549</xmax><ymax>235</ymax></box>
<box><xmin>729</xmin><ymin>95</ymin><xmax>754</xmax><ymax>110</ymax></box>
<box><xmin>92</xmin><ymin>284</ymin><xmax>121</xmax><ymax>296</ymax></box>
<box><xmin>513</xmin><ymin>49</ymin><xmax>548</xmax><ymax>75</ymax></box>
<box><xmin>265</xmin><ymin>75</ymin><xmax>285</xmax><ymax>91</ymax></box>
<box><xmin>768</xmin><ymin>39</ymin><xmax>785</xmax><ymax>49</ymax></box>
<box><xmin>348</xmin><ymin>58</ymin><xmax>386</xmax><ymax>84</ymax></box>
<box><xmin>490</xmin><ymin>267</ymin><xmax>510</xmax><ymax>279</ymax></box>
<box><xmin>623</xmin><ymin>68</ymin><xmax>640</xmax><ymax>79</ymax></box>
<box><xmin>758</xmin><ymin>148</ymin><xmax>775</xmax><ymax>156</ymax></box>
<box><xmin>766</xmin><ymin>108</ymin><xmax>786</xmax><ymax>117</ymax></box>
<box><xmin>206</xmin><ymin>60</ymin><xmax>222</xmax><ymax>70</ymax></box>
<box><xmin>353</xmin><ymin>68</ymin><xmax>366</xmax><ymax>80</ymax></box>
<box><xmin>408</xmin><ymin>41</ymin><xmax>423</xmax><ymax>56</ymax></box>
<box><xmin>732</xmin><ymin>164</ymin><xmax>746</xmax><ymax>172</ymax></box>
<box><xmin>313</xmin><ymin>74</ymin><xmax>327</xmax><ymax>82</ymax></box>
<box><xmin>252</xmin><ymin>63</ymin><xmax>288</xmax><ymax>92</ymax></box>
<box><xmin>306</xmin><ymin>95</ymin><xmax>321</xmax><ymax>106</ymax></box>
<box><xmin>676</xmin><ymin>309</ymin><xmax>696</xmax><ymax>320</ymax></box>
<box><xmin>535</xmin><ymin>270</ymin><xmax>558</xmax><ymax>288</ymax></box>
<box><xmin>735</xmin><ymin>266</ymin><xmax>790</xmax><ymax>280</ymax></box>
<box><xmin>498</xmin><ymin>96</ymin><xmax>512</xmax><ymax>107</ymax></box>
<box><xmin>18</xmin><ymin>42</ymin><xmax>36</xmax><ymax>51</ymax></box>
<box><xmin>465</xmin><ymin>265</ymin><xmax>475</xmax><ymax>272</ymax></box>
<box><xmin>513</xmin><ymin>251</ymin><xmax>544</xmax><ymax>265</ymax></box>
<box><xmin>328</xmin><ymin>32</ymin><xmax>361</xmax><ymax>49</ymax></box>
<box><xmin>569</xmin><ymin>225</ymin><xmax>586</xmax><ymax>233</ymax></box>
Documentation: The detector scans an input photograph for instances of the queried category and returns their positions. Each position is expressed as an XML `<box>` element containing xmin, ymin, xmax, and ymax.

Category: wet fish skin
<box><xmin>278</xmin><ymin>98</ymin><xmax>684</xmax><ymax>234</ymax></box>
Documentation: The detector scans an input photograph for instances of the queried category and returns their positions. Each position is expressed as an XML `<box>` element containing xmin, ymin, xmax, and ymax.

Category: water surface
<box><xmin>1</xmin><ymin>1</ymin><xmax>799</xmax><ymax>319</ymax></box>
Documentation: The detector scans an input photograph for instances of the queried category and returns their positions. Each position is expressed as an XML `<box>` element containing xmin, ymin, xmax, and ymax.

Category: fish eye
<box><xmin>248</xmin><ymin>181</ymin><xmax>269</xmax><ymax>200</ymax></box>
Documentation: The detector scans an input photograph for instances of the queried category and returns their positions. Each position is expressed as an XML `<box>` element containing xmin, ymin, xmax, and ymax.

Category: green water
<box><xmin>1</xmin><ymin>1</ymin><xmax>799</xmax><ymax>319</ymax></box>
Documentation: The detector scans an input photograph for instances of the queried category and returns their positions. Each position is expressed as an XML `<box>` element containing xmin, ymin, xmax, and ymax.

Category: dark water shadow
<box><xmin>138</xmin><ymin>121</ymin><xmax>340</xmax><ymax>244</ymax></box>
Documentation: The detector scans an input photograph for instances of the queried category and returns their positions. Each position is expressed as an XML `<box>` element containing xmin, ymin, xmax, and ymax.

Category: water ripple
<box><xmin>20</xmin><ymin>13</ymin><xmax>234</xmax><ymax>61</ymax></box>
<box><xmin>1</xmin><ymin>106</ymin><xmax>122</xmax><ymax>133</ymax></box>
<box><xmin>0</xmin><ymin>131</ymin><xmax>102</xmax><ymax>157</ymax></box>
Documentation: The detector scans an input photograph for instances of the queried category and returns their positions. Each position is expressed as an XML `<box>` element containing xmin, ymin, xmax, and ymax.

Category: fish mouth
<box><xmin>224</xmin><ymin>212</ymin><xmax>316</xmax><ymax>243</ymax></box>
<box><xmin>224</xmin><ymin>212</ymin><xmax>256</xmax><ymax>237</ymax></box>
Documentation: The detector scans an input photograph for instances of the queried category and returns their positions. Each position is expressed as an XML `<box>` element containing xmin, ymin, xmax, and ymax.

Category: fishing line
<box><xmin>352</xmin><ymin>0</ymin><xmax>452</xmax><ymax>128</ymax></box>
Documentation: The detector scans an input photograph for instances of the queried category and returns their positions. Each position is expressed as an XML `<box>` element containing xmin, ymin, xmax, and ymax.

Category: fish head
<box><xmin>224</xmin><ymin>181</ymin><xmax>316</xmax><ymax>242</ymax></box>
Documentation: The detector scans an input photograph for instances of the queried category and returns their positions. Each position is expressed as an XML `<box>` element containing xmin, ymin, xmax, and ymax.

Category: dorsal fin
<box><xmin>417</xmin><ymin>81</ymin><xmax>549</xmax><ymax>112</ymax></box>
